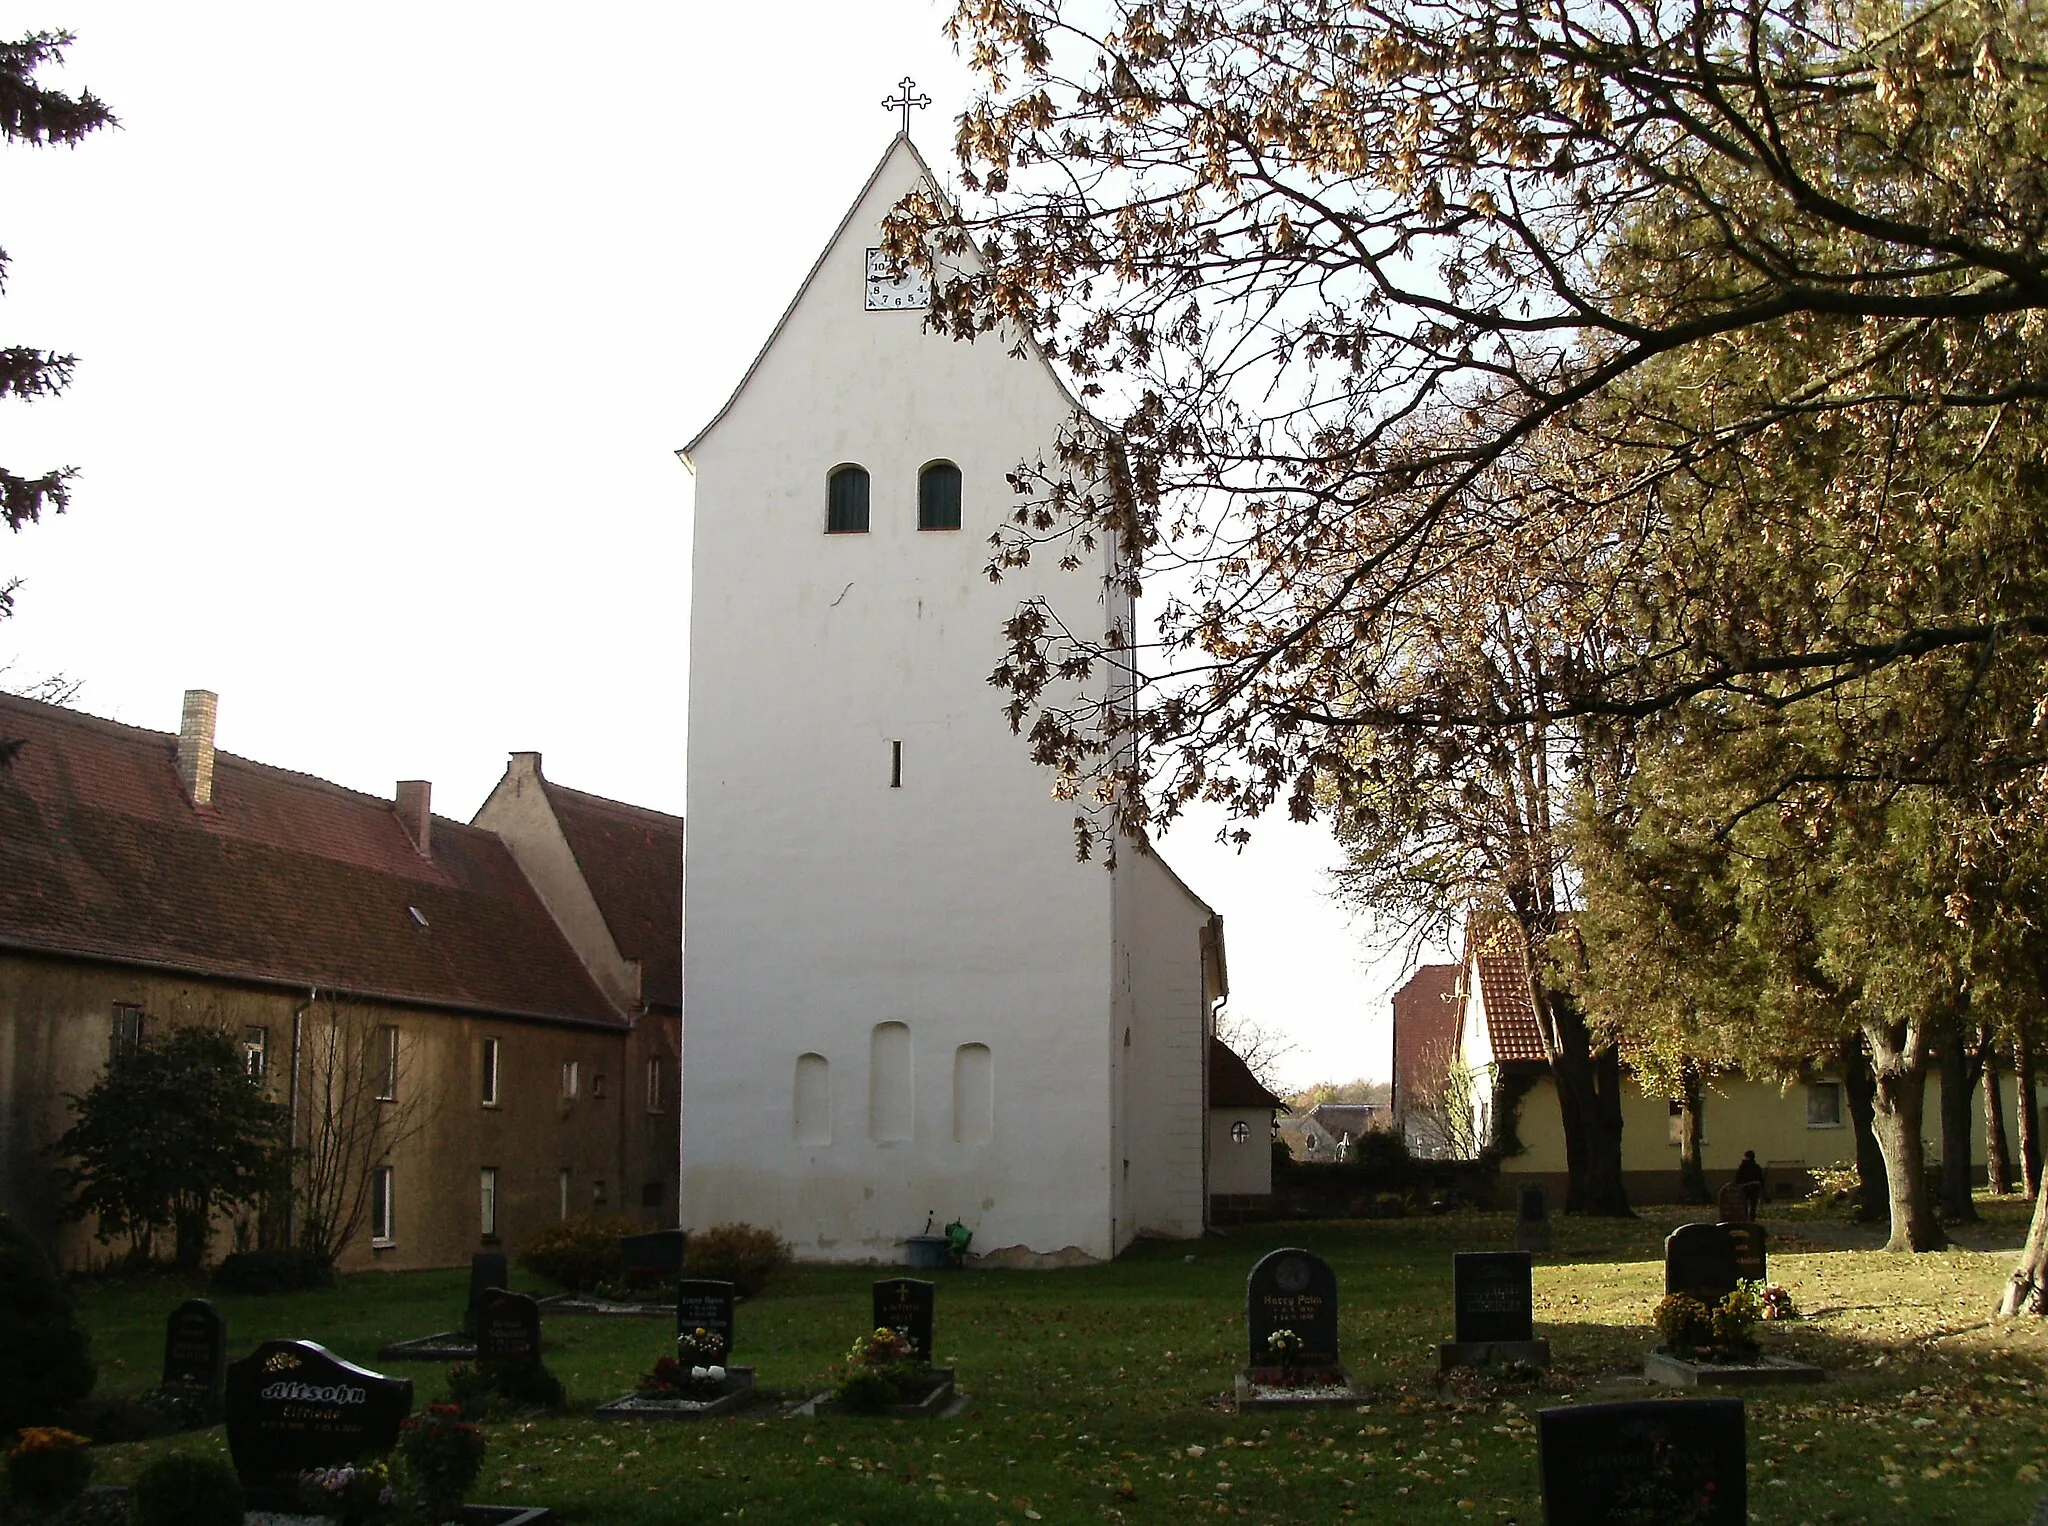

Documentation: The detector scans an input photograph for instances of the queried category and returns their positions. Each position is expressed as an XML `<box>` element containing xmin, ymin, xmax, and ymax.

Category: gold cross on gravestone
<box><xmin>883</xmin><ymin>77</ymin><xmax>931</xmax><ymax>137</ymax></box>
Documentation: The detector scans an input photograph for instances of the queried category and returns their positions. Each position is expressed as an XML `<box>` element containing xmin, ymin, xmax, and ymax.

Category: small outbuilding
<box><xmin>1209</xmin><ymin>1036</ymin><xmax>1282</xmax><ymax>1222</ymax></box>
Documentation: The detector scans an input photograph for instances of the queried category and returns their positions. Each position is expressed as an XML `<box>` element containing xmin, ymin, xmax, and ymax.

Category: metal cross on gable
<box><xmin>882</xmin><ymin>77</ymin><xmax>931</xmax><ymax>137</ymax></box>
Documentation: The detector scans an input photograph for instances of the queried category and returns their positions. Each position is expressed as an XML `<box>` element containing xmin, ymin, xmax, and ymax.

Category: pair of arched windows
<box><xmin>826</xmin><ymin>462</ymin><xmax>961</xmax><ymax>534</ymax></box>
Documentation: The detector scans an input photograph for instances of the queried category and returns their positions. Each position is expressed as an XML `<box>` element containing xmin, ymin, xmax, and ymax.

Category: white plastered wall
<box><xmin>681</xmin><ymin>137</ymin><xmax>1126</xmax><ymax>1261</ymax></box>
<box><xmin>1114</xmin><ymin>849</ymin><xmax>1212</xmax><ymax>1243</ymax></box>
<box><xmin>1207</xmin><ymin>1108</ymin><xmax>1274</xmax><ymax>1196</ymax></box>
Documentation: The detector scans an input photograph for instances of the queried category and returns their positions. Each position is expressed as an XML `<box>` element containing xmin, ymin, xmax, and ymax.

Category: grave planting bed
<box><xmin>60</xmin><ymin>1201</ymin><xmax>2048</xmax><ymax>1525</ymax></box>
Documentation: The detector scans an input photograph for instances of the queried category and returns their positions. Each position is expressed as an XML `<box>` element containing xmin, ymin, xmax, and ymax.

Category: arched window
<box><xmin>827</xmin><ymin>465</ymin><xmax>870</xmax><ymax>534</ymax></box>
<box><xmin>918</xmin><ymin>461</ymin><xmax>961</xmax><ymax>531</ymax></box>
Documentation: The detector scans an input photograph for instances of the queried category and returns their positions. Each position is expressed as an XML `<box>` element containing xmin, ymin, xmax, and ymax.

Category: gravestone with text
<box><xmin>1439</xmin><ymin>1251</ymin><xmax>1550</xmax><ymax>1371</ymax></box>
<box><xmin>677</xmin><ymin>1279</ymin><xmax>737</xmax><ymax>1357</ymax></box>
<box><xmin>475</xmin><ymin>1289</ymin><xmax>542</xmax><ymax>1363</ymax></box>
<box><xmin>1513</xmin><ymin>1184</ymin><xmax>1552</xmax><ymax>1253</ymax></box>
<box><xmin>872</xmin><ymin>1277</ymin><xmax>935</xmax><ymax>1360</ymax></box>
<box><xmin>1725</xmin><ymin>1222</ymin><xmax>1767</xmax><ymax>1287</ymax></box>
<box><xmin>160</xmin><ymin>1299</ymin><xmax>227</xmax><ymax>1413</ymax></box>
<box><xmin>464</xmin><ymin>1251</ymin><xmax>510</xmax><ymax>1333</ymax></box>
<box><xmin>1665</xmin><ymin>1223</ymin><xmax>1742</xmax><ymax>1305</ymax></box>
<box><xmin>1538</xmin><ymin>1397</ymin><xmax>1746</xmax><ymax>1524</ymax></box>
<box><xmin>1717</xmin><ymin>1181</ymin><xmax>1753</xmax><ymax>1223</ymax></box>
<box><xmin>1238</xmin><ymin>1248</ymin><xmax>1350</xmax><ymax>1403</ymax></box>
<box><xmin>224</xmin><ymin>1340</ymin><xmax>412</xmax><ymax>1510</ymax></box>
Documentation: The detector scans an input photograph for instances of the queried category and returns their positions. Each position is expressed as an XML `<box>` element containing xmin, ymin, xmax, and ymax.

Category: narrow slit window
<box><xmin>482</xmin><ymin>1036</ymin><xmax>501</xmax><ymax>1106</ymax></box>
<box><xmin>794</xmin><ymin>1052</ymin><xmax>831</xmax><ymax>1145</ymax></box>
<box><xmin>890</xmin><ymin>740</ymin><xmax>902</xmax><ymax>788</ymax></box>
<box><xmin>371</xmin><ymin>1166</ymin><xmax>396</xmax><ymax>1245</ymax></box>
<box><xmin>480</xmin><ymin>1167</ymin><xmax>498</xmax><ymax>1237</ymax></box>
<box><xmin>827</xmin><ymin>465</ymin><xmax>871</xmax><ymax>534</ymax></box>
<box><xmin>376</xmin><ymin>1025</ymin><xmax>400</xmax><ymax>1101</ymax></box>
<box><xmin>918</xmin><ymin>461</ymin><xmax>961</xmax><ymax>531</ymax></box>
<box><xmin>869</xmin><ymin>1022</ymin><xmax>912</xmax><ymax>1142</ymax></box>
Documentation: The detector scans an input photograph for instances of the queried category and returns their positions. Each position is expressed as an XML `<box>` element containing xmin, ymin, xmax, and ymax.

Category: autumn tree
<box><xmin>290</xmin><ymin>999</ymin><xmax>431</xmax><ymax>1267</ymax></box>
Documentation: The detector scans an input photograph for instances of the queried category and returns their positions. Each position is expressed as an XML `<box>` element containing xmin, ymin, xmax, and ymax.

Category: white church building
<box><xmin>677</xmin><ymin>132</ymin><xmax>1227</xmax><ymax>1263</ymax></box>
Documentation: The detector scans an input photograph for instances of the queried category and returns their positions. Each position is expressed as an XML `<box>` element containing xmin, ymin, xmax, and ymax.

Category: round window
<box><xmin>1231</xmin><ymin>1120</ymin><xmax>1251</xmax><ymax>1144</ymax></box>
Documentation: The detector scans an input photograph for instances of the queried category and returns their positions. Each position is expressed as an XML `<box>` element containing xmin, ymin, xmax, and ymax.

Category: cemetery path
<box><xmin>1772</xmin><ymin>1216</ymin><xmax>2028</xmax><ymax>1254</ymax></box>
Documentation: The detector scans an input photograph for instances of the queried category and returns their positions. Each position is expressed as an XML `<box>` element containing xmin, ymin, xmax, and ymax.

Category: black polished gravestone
<box><xmin>224</xmin><ymin>1340</ymin><xmax>412</xmax><ymax>1509</ymax></box>
<box><xmin>475</xmin><ymin>1289</ymin><xmax>542</xmax><ymax>1363</ymax></box>
<box><xmin>1717</xmin><ymin>1181</ymin><xmax>1753</xmax><ymax>1224</ymax></box>
<box><xmin>1665</xmin><ymin>1223</ymin><xmax>1742</xmax><ymax>1305</ymax></box>
<box><xmin>1439</xmin><ymin>1252</ymin><xmax>1551</xmax><ymax>1371</ymax></box>
<box><xmin>463</xmin><ymin>1252</ymin><xmax>510</xmax><ymax>1333</ymax></box>
<box><xmin>1538</xmin><ymin>1397</ymin><xmax>1746</xmax><ymax>1525</ymax></box>
<box><xmin>677</xmin><ymin>1279</ymin><xmax>736</xmax><ymax>1356</ymax></box>
<box><xmin>872</xmin><ymin>1277</ymin><xmax>936</xmax><ymax>1360</ymax></box>
<box><xmin>161</xmin><ymin>1299</ymin><xmax>227</xmax><ymax>1411</ymax></box>
<box><xmin>1245</xmin><ymin>1248</ymin><xmax>1341</xmax><ymax>1374</ymax></box>
<box><xmin>1725</xmin><ymin>1222</ymin><xmax>1767</xmax><ymax>1287</ymax></box>
<box><xmin>1513</xmin><ymin>1184</ymin><xmax>1552</xmax><ymax>1254</ymax></box>
<box><xmin>620</xmin><ymin>1229</ymin><xmax>686</xmax><ymax>1280</ymax></box>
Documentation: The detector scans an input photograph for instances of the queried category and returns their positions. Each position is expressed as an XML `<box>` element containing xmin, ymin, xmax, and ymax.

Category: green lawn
<box><xmin>61</xmin><ymin>1204</ymin><xmax>2048</xmax><ymax>1524</ymax></box>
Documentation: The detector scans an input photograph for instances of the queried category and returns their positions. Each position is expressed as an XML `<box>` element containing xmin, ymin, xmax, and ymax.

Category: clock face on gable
<box><xmin>865</xmin><ymin>247</ymin><xmax>930</xmax><ymax>311</ymax></box>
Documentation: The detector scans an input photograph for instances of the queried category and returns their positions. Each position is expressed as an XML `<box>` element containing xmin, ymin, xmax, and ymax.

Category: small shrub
<box><xmin>0</xmin><ymin>1215</ymin><xmax>96</xmax><ymax>1433</ymax></box>
<box><xmin>445</xmin><ymin>1357</ymin><xmax>566</xmax><ymax>1420</ymax></box>
<box><xmin>1372</xmin><ymin>1191</ymin><xmax>1407</xmax><ymax>1219</ymax></box>
<box><xmin>397</xmin><ymin>1402</ymin><xmax>487</xmax><ymax>1523</ymax></box>
<box><xmin>130</xmin><ymin>1451</ymin><xmax>244</xmax><ymax>1526</ymax></box>
<box><xmin>517</xmin><ymin>1214</ymin><xmax>640</xmax><ymax>1291</ymax></box>
<box><xmin>57</xmin><ymin>1392</ymin><xmax>165</xmax><ymax>1444</ymax></box>
<box><xmin>1346</xmin><ymin>1130</ymin><xmax>1414</xmax><ymax>1177</ymax></box>
<box><xmin>210</xmin><ymin>1249</ymin><xmax>335</xmax><ymax>1296</ymax></box>
<box><xmin>687</xmin><ymin>1223</ymin><xmax>792</xmax><ymax>1297</ymax></box>
<box><xmin>5</xmin><ymin>1427</ymin><xmax>94</xmax><ymax>1509</ymax></box>
<box><xmin>1653</xmin><ymin>1293</ymin><xmax>1715</xmax><ymax>1355</ymax></box>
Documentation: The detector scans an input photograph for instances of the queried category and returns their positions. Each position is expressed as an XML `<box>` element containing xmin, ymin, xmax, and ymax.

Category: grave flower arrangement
<box><xmin>1265</xmin><ymin>1328</ymin><xmax>1305</xmax><ymax>1383</ymax></box>
<box><xmin>5</xmin><ymin>1426</ymin><xmax>94</xmax><ymax>1509</ymax></box>
<box><xmin>397</xmin><ymin>1402</ymin><xmax>488</xmax><ymax>1524</ymax></box>
<box><xmin>1654</xmin><ymin>1282</ymin><xmax>1762</xmax><ymax>1363</ymax></box>
<box><xmin>637</xmin><ymin>1327</ymin><xmax>730</xmax><ymax>1400</ymax></box>
<box><xmin>297</xmin><ymin>1460</ymin><xmax>400</xmax><ymax>1525</ymax></box>
<box><xmin>1757</xmin><ymin>1282</ymin><xmax>1798</xmax><ymax>1320</ymax></box>
<box><xmin>831</xmin><ymin>1325</ymin><xmax>933</xmax><ymax>1413</ymax></box>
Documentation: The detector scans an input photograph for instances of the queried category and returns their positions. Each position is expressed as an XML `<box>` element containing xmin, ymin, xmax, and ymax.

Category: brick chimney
<box><xmin>396</xmin><ymin>780</ymin><xmax>432</xmax><ymax>857</ymax></box>
<box><xmin>176</xmin><ymin>690</ymin><xmax>218</xmax><ymax>808</ymax></box>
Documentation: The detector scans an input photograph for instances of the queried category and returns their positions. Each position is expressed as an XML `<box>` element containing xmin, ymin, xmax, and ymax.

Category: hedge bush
<box><xmin>687</xmin><ymin>1223</ymin><xmax>792</xmax><ymax>1298</ymax></box>
<box><xmin>210</xmin><ymin>1249</ymin><xmax>335</xmax><ymax>1296</ymax></box>
<box><xmin>517</xmin><ymin>1214</ymin><xmax>640</xmax><ymax>1291</ymax></box>
<box><xmin>0</xmin><ymin>1214</ymin><xmax>96</xmax><ymax>1434</ymax></box>
<box><xmin>130</xmin><ymin>1452</ymin><xmax>244</xmax><ymax>1526</ymax></box>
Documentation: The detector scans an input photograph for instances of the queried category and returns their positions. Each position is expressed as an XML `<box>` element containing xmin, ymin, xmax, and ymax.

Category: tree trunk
<box><xmin>1999</xmin><ymin>1169</ymin><xmax>2048</xmax><ymax>1316</ymax></box>
<box><xmin>1866</xmin><ymin>1024</ymin><xmax>1947</xmax><ymax>1251</ymax></box>
<box><xmin>1546</xmin><ymin>1007</ymin><xmax>1631</xmax><ymax>1216</ymax></box>
<box><xmin>1677</xmin><ymin>1061</ymin><xmax>1710</xmax><ymax>1204</ymax></box>
<box><xmin>174</xmin><ymin>1198</ymin><xmax>210</xmax><ymax>1271</ymax></box>
<box><xmin>1984</xmin><ymin>1030</ymin><xmax>2014</xmax><ymax>1195</ymax></box>
<box><xmin>1841</xmin><ymin>1033</ymin><xmax>1889</xmax><ymax>1223</ymax></box>
<box><xmin>1937</xmin><ymin>1015</ymin><xmax>1980</xmax><ymax>1223</ymax></box>
<box><xmin>2018</xmin><ymin>1035</ymin><xmax>2042</xmax><ymax>1200</ymax></box>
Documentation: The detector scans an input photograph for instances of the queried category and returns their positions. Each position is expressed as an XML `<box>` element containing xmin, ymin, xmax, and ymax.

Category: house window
<box><xmin>480</xmin><ymin>1167</ymin><xmax>498</xmax><ymax>1237</ymax></box>
<box><xmin>558</xmin><ymin>1168</ymin><xmax>570</xmax><ymax>1220</ymax></box>
<box><xmin>1668</xmin><ymin>1098</ymin><xmax>1684</xmax><ymax>1146</ymax></box>
<box><xmin>375</xmin><ymin>1024</ymin><xmax>400</xmax><ymax>1101</ymax></box>
<box><xmin>592</xmin><ymin>1178</ymin><xmax>608</xmax><ymax>1207</ymax></box>
<box><xmin>561</xmin><ymin>1060</ymin><xmax>580</xmax><ymax>1099</ymax></box>
<box><xmin>243</xmin><ymin>1025</ymin><xmax>269</xmax><ymax>1080</ymax></box>
<box><xmin>109</xmin><ymin>1003</ymin><xmax>146</xmax><ymax>1060</ymax></box>
<box><xmin>641</xmin><ymin>1180</ymin><xmax>665</xmax><ymax>1208</ymax></box>
<box><xmin>1807</xmin><ymin>1083</ymin><xmax>1844</xmax><ymax>1128</ymax></box>
<box><xmin>918</xmin><ymin>460</ymin><xmax>962</xmax><ymax>531</ymax></box>
<box><xmin>370</xmin><ymin>1166</ymin><xmax>395</xmax><ymax>1245</ymax></box>
<box><xmin>827</xmin><ymin>465</ymin><xmax>870</xmax><ymax>533</ymax></box>
<box><xmin>1231</xmin><ymin>1120</ymin><xmax>1251</xmax><ymax>1144</ymax></box>
<box><xmin>482</xmin><ymin>1037</ymin><xmax>501</xmax><ymax>1106</ymax></box>
<box><xmin>592</xmin><ymin>1072</ymin><xmax>607</xmax><ymax>1100</ymax></box>
<box><xmin>646</xmin><ymin>1055</ymin><xmax>664</xmax><ymax>1113</ymax></box>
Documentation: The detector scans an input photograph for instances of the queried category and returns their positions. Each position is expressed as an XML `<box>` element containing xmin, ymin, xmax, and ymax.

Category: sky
<box><xmin>0</xmin><ymin>2</ymin><xmax>1450</xmax><ymax>1090</ymax></box>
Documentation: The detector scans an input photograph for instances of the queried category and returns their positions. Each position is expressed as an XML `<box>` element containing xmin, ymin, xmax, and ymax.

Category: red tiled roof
<box><xmin>0</xmin><ymin>693</ymin><xmax>622</xmax><ymax>1027</ymax></box>
<box><xmin>1464</xmin><ymin>916</ymin><xmax>1548</xmax><ymax>1064</ymax></box>
<box><xmin>1209</xmin><ymin>1035</ymin><xmax>1282</xmax><ymax>1109</ymax></box>
<box><xmin>540</xmin><ymin>780</ymin><xmax>682</xmax><ymax>1013</ymax></box>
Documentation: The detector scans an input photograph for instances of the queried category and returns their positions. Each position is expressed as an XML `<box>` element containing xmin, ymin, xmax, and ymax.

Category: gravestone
<box><xmin>475</xmin><ymin>1289</ymin><xmax>541</xmax><ymax>1363</ymax></box>
<box><xmin>1538</xmin><ymin>1397</ymin><xmax>1745</xmax><ymax>1524</ymax></box>
<box><xmin>463</xmin><ymin>1251</ymin><xmax>510</xmax><ymax>1333</ymax></box>
<box><xmin>1513</xmin><ymin>1184</ymin><xmax>1552</xmax><ymax>1253</ymax></box>
<box><xmin>161</xmin><ymin>1298</ymin><xmax>227</xmax><ymax>1411</ymax></box>
<box><xmin>1717</xmin><ymin>1181</ymin><xmax>1752</xmax><ymax>1223</ymax></box>
<box><xmin>1439</xmin><ymin>1252</ymin><xmax>1550</xmax><ymax>1371</ymax></box>
<box><xmin>1725</xmin><ymin>1222</ymin><xmax>1767</xmax><ymax>1287</ymax></box>
<box><xmin>1665</xmin><ymin>1222</ymin><xmax>1741</xmax><ymax>1305</ymax></box>
<box><xmin>677</xmin><ymin>1278</ymin><xmax>737</xmax><ymax>1356</ymax></box>
<box><xmin>224</xmin><ymin>1340</ymin><xmax>412</xmax><ymax>1510</ymax></box>
<box><xmin>620</xmin><ymin>1229</ymin><xmax>686</xmax><ymax>1280</ymax></box>
<box><xmin>872</xmin><ymin>1277</ymin><xmax>936</xmax><ymax>1360</ymax></box>
<box><xmin>1244</xmin><ymin>1248</ymin><xmax>1341</xmax><ymax>1373</ymax></box>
